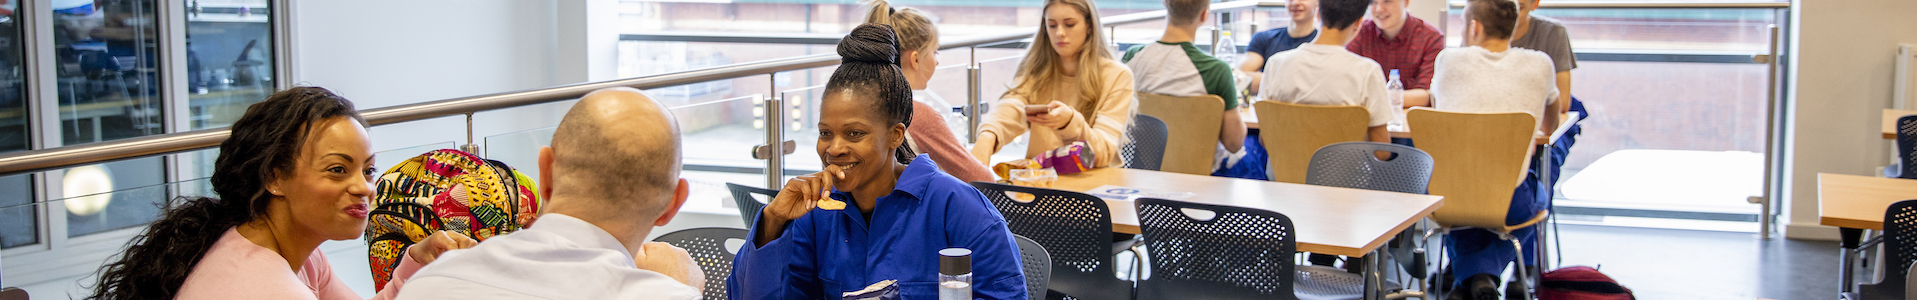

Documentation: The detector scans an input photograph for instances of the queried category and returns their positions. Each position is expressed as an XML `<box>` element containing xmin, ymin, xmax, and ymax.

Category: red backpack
<box><xmin>1538</xmin><ymin>266</ymin><xmax>1635</xmax><ymax>300</ymax></box>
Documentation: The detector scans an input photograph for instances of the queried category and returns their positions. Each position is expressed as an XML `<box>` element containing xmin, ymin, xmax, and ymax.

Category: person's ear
<box><xmin>1198</xmin><ymin>10</ymin><xmax>1209</xmax><ymax>26</ymax></box>
<box><xmin>902</xmin><ymin>49</ymin><xmax>921</xmax><ymax>70</ymax></box>
<box><xmin>891</xmin><ymin>123</ymin><xmax>908</xmax><ymax>151</ymax></box>
<box><xmin>653</xmin><ymin>178</ymin><xmax>691</xmax><ymax>227</ymax></box>
<box><xmin>538</xmin><ymin>146</ymin><xmax>554</xmax><ymax>201</ymax></box>
<box><xmin>1467</xmin><ymin>19</ymin><xmax>1483</xmax><ymax>46</ymax></box>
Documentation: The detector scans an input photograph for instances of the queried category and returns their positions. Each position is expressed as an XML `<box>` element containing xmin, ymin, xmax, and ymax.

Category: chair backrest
<box><xmin>1897</xmin><ymin>115</ymin><xmax>1916</xmax><ymax>179</ymax></box>
<box><xmin>1255</xmin><ymin>101</ymin><xmax>1371</xmax><ymax>184</ymax></box>
<box><xmin>1307</xmin><ymin>142</ymin><xmax>1433</xmax><ymax>195</ymax></box>
<box><xmin>1406</xmin><ymin>108</ymin><xmax>1536</xmax><ymax>229</ymax></box>
<box><xmin>1125</xmin><ymin>114</ymin><xmax>1170</xmax><ymax>171</ymax></box>
<box><xmin>1133</xmin><ymin>198</ymin><xmax>1299</xmax><ymax>300</ymax></box>
<box><xmin>1012</xmin><ymin>234</ymin><xmax>1053</xmax><ymax>300</ymax></box>
<box><xmin>652</xmin><ymin>227</ymin><xmax>750</xmax><ymax>300</ymax></box>
<box><xmin>1136</xmin><ymin>93</ymin><xmax>1227</xmax><ymax>175</ymax></box>
<box><xmin>968</xmin><ymin>182</ymin><xmax>1126</xmax><ymax>298</ymax></box>
<box><xmin>725</xmin><ymin>183</ymin><xmax>776</xmax><ymax>227</ymax></box>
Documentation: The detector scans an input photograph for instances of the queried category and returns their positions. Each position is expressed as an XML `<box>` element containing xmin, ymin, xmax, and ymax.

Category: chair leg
<box><xmin>1510</xmin><ymin>238</ymin><xmax>1534</xmax><ymax>300</ymax></box>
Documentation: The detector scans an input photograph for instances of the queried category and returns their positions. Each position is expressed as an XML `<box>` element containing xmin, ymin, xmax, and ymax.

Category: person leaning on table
<box><xmin>970</xmin><ymin>0</ymin><xmax>1135</xmax><ymax>169</ymax></box>
<box><xmin>728</xmin><ymin>24</ymin><xmax>1028</xmax><ymax>300</ymax></box>
<box><xmin>85</xmin><ymin>87</ymin><xmax>476</xmax><ymax>300</ymax></box>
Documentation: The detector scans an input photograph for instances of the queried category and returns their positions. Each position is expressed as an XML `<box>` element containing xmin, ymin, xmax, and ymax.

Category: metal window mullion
<box><xmin>20</xmin><ymin>0</ymin><xmax>68</xmax><ymax>251</ymax></box>
<box><xmin>272</xmin><ymin>0</ymin><xmax>295</xmax><ymax>90</ymax></box>
<box><xmin>160</xmin><ymin>0</ymin><xmax>188</xmax><ymax>201</ymax></box>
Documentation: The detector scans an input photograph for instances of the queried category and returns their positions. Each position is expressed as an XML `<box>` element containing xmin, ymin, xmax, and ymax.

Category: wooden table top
<box><xmin>1241</xmin><ymin>107</ymin><xmax>1576</xmax><ymax>144</ymax></box>
<box><xmin>1051</xmin><ymin>168</ymin><xmax>1445</xmax><ymax>257</ymax></box>
<box><xmin>1817</xmin><ymin>173</ymin><xmax>1917</xmax><ymax>230</ymax></box>
<box><xmin>1886</xmin><ymin>109</ymin><xmax>1914</xmax><ymax>139</ymax></box>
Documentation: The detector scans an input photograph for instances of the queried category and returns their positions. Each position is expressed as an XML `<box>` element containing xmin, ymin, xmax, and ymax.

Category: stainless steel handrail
<box><xmin>0</xmin><ymin>0</ymin><xmax>1271</xmax><ymax>177</ymax></box>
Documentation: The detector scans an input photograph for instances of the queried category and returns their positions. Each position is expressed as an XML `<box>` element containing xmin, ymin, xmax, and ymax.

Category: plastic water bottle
<box><xmin>1215</xmin><ymin>30</ymin><xmax>1240</xmax><ymax>65</ymax></box>
<box><xmin>949</xmin><ymin>106</ymin><xmax>970</xmax><ymax>141</ymax></box>
<box><xmin>1386</xmin><ymin>69</ymin><xmax>1405</xmax><ymax>108</ymax></box>
<box><xmin>939</xmin><ymin>248</ymin><xmax>973</xmax><ymax>300</ymax></box>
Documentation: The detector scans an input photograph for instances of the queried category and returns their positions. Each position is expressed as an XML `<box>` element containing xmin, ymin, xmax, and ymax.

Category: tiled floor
<box><xmin>1549</xmin><ymin>224</ymin><xmax>1838</xmax><ymax>300</ymax></box>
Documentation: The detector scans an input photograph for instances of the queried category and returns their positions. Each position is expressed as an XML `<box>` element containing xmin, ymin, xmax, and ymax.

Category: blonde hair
<box><xmin>863</xmin><ymin>0</ymin><xmax>939</xmax><ymax>55</ymax></box>
<box><xmin>1006</xmin><ymin>0</ymin><xmax>1117</xmax><ymax>121</ymax></box>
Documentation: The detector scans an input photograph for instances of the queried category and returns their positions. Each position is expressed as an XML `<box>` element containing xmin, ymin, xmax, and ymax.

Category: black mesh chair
<box><xmin>1014</xmin><ymin>234</ymin><xmax>1054</xmax><ymax>300</ymax></box>
<box><xmin>1858</xmin><ymin>199</ymin><xmax>1917</xmax><ymax>300</ymax></box>
<box><xmin>1307</xmin><ymin>142</ymin><xmax>1433</xmax><ymax>195</ymax></box>
<box><xmin>1308</xmin><ymin>142</ymin><xmax>1434</xmax><ymax>265</ymax></box>
<box><xmin>970</xmin><ymin>182</ymin><xmax>1134</xmax><ymax>300</ymax></box>
<box><xmin>652</xmin><ymin>227</ymin><xmax>750</xmax><ymax>300</ymax></box>
<box><xmin>1124</xmin><ymin>114</ymin><xmax>1170</xmax><ymax>171</ymax></box>
<box><xmin>1133</xmin><ymin>198</ymin><xmax>1298</xmax><ymax>300</ymax></box>
<box><xmin>725</xmin><ymin>183</ymin><xmax>776</xmax><ymax>227</ymax></box>
<box><xmin>1894</xmin><ymin>115</ymin><xmax>1915</xmax><ymax>179</ymax></box>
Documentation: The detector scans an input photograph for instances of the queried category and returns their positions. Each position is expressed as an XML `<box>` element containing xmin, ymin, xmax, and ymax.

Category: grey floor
<box><xmin>1550</xmin><ymin>224</ymin><xmax>1838</xmax><ymax>300</ymax></box>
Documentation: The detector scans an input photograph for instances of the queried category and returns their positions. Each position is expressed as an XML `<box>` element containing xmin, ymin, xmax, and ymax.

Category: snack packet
<box><xmin>842</xmin><ymin>280</ymin><xmax>901</xmax><ymax>300</ymax></box>
<box><xmin>1038</xmin><ymin>141</ymin><xmax>1096</xmax><ymax>174</ymax></box>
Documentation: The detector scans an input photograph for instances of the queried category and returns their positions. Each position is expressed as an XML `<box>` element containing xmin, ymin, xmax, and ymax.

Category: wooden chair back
<box><xmin>1406</xmin><ymin>108</ymin><xmax>1536</xmax><ymax>229</ymax></box>
<box><xmin>1136</xmin><ymin>92</ymin><xmax>1226</xmax><ymax>175</ymax></box>
<box><xmin>1255</xmin><ymin>101</ymin><xmax>1370</xmax><ymax>183</ymax></box>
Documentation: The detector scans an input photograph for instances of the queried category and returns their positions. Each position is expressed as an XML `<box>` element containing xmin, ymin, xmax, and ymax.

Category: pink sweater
<box><xmin>174</xmin><ymin>228</ymin><xmax>419</xmax><ymax>300</ymax></box>
<box><xmin>910</xmin><ymin>101</ymin><xmax>996</xmax><ymax>183</ymax></box>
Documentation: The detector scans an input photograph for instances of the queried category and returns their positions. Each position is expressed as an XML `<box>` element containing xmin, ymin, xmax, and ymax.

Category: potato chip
<box><xmin>817</xmin><ymin>199</ymin><xmax>848</xmax><ymax>210</ymax></box>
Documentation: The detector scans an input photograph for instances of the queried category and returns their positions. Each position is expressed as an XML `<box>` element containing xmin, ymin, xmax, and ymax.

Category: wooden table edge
<box><xmin>1820</xmin><ymin>216</ymin><xmax>1883</xmax><ymax>231</ymax></box>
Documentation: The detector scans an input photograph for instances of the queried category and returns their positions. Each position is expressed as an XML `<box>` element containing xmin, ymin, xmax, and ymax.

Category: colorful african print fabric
<box><xmin>365</xmin><ymin>149</ymin><xmax>541</xmax><ymax>290</ymax></box>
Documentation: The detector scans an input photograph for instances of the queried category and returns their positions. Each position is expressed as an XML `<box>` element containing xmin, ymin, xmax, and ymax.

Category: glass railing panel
<box><xmin>780</xmin><ymin>85</ymin><xmax>829</xmax><ymax>178</ymax></box>
<box><xmin>62</xmin><ymin>157</ymin><xmax>168</xmax><ymax>238</ymax></box>
<box><xmin>373</xmin><ymin>141</ymin><xmax>458</xmax><ymax>174</ymax></box>
<box><xmin>973</xmin><ymin>53</ymin><xmax>1032</xmax><ymax>164</ymax></box>
<box><xmin>0</xmin><ymin>173</ymin><xmax>33</xmax><ymax>249</ymax></box>
<box><xmin>482</xmin><ymin>127</ymin><xmax>555</xmax><ymax>180</ymax></box>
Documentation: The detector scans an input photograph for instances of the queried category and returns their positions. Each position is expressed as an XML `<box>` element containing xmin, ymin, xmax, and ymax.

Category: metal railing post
<box><xmin>967</xmin><ymin>60</ymin><xmax>983</xmax><ymax>142</ymax></box>
<box><xmin>462</xmin><ymin>113</ymin><xmax>480</xmax><ymax>155</ymax></box>
<box><xmin>765</xmin><ymin>75</ymin><xmax>785</xmax><ymax>189</ymax></box>
<box><xmin>1755</xmin><ymin>24</ymin><xmax>1780</xmax><ymax>240</ymax></box>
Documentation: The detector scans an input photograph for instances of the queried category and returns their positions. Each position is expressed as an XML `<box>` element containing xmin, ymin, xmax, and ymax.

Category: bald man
<box><xmin>396</xmin><ymin>88</ymin><xmax>703</xmax><ymax>300</ymax></box>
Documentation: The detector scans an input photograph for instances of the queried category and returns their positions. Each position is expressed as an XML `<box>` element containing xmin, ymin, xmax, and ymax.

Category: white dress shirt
<box><xmin>394</xmin><ymin>214</ymin><xmax>700</xmax><ymax>300</ymax></box>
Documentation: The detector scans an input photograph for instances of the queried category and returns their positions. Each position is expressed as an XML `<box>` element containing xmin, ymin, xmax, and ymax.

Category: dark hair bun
<box><xmin>839</xmin><ymin>24</ymin><xmax>902</xmax><ymax>66</ymax></box>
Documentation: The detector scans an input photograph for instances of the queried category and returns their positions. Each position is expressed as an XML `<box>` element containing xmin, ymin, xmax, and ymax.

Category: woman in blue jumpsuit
<box><xmin>727</xmin><ymin>24</ymin><xmax>1028</xmax><ymax>300</ymax></box>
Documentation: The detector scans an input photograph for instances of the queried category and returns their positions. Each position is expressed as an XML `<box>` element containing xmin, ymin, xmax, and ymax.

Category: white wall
<box><xmin>1783</xmin><ymin>0</ymin><xmax>1917</xmax><ymax>240</ymax></box>
<box><xmin>291</xmin><ymin>0</ymin><xmax>600</xmax><ymax>155</ymax></box>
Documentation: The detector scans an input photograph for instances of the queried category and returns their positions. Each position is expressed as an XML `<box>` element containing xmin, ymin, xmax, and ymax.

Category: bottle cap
<box><xmin>1390</xmin><ymin>69</ymin><xmax>1400</xmax><ymax>77</ymax></box>
<box><xmin>939</xmin><ymin>248</ymin><xmax>972</xmax><ymax>275</ymax></box>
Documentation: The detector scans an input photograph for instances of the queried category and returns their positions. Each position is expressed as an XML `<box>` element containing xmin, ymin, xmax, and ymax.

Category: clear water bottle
<box><xmin>1386</xmin><ymin>69</ymin><xmax>1405</xmax><ymax>108</ymax></box>
<box><xmin>939</xmin><ymin>248</ymin><xmax>972</xmax><ymax>300</ymax></box>
<box><xmin>949</xmin><ymin>106</ymin><xmax>970</xmax><ymax>141</ymax></box>
<box><xmin>1215</xmin><ymin>30</ymin><xmax>1240</xmax><ymax>65</ymax></box>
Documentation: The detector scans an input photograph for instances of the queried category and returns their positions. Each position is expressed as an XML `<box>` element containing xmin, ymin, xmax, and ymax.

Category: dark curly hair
<box><xmin>85</xmin><ymin>87</ymin><xmax>366</xmax><ymax>300</ymax></box>
<box><xmin>829</xmin><ymin>24</ymin><xmax>918</xmax><ymax>164</ymax></box>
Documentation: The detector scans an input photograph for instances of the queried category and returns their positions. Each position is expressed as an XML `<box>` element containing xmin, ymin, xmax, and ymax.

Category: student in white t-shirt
<box><xmin>1257</xmin><ymin>0</ymin><xmax>1394</xmax><ymax>144</ymax></box>
<box><xmin>1430</xmin><ymin>0</ymin><xmax>1558</xmax><ymax>298</ymax></box>
<box><xmin>1432</xmin><ymin>0</ymin><xmax>1559</xmax><ymax>133</ymax></box>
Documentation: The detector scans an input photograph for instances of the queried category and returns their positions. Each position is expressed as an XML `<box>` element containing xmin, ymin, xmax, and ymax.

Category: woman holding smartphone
<box><xmin>969</xmin><ymin>0</ymin><xmax>1135</xmax><ymax>168</ymax></box>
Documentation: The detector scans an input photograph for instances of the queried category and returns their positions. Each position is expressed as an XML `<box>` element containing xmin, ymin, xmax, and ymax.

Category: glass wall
<box><xmin>1438</xmin><ymin>6</ymin><xmax>1782</xmax><ymax>224</ymax></box>
<box><xmin>185</xmin><ymin>0</ymin><xmax>273</xmax><ymax>130</ymax></box>
<box><xmin>56</xmin><ymin>0</ymin><xmax>162</xmax><ymax>145</ymax></box>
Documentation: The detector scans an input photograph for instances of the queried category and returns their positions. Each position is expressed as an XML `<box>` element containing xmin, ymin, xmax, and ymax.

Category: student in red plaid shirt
<box><xmin>1347</xmin><ymin>0</ymin><xmax>1445</xmax><ymax>108</ymax></box>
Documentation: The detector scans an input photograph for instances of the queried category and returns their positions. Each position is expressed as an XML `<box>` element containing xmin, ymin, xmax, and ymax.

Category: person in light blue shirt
<box><xmin>728</xmin><ymin>24</ymin><xmax>1028</xmax><ymax>300</ymax></box>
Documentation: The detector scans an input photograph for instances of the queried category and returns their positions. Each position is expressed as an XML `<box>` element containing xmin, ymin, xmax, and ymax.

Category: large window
<box><xmin>185</xmin><ymin>0</ymin><xmax>272</xmax><ymax>130</ymax></box>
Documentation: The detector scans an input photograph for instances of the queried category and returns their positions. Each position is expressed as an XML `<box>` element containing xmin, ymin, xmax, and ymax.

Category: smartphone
<box><xmin>1024</xmin><ymin>104</ymin><xmax>1049</xmax><ymax>115</ymax></box>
